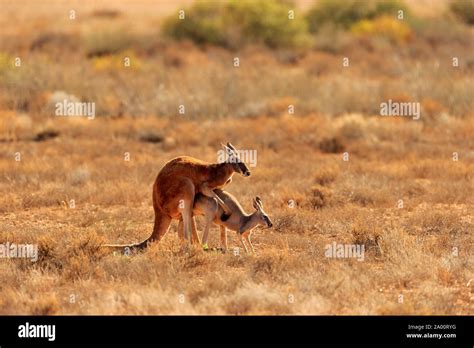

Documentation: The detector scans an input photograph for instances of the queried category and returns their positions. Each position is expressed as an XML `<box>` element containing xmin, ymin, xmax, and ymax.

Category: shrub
<box><xmin>92</xmin><ymin>51</ymin><xmax>142</xmax><ymax>72</ymax></box>
<box><xmin>224</xmin><ymin>0</ymin><xmax>309</xmax><ymax>48</ymax></box>
<box><xmin>83</xmin><ymin>28</ymin><xmax>133</xmax><ymax>57</ymax></box>
<box><xmin>318</xmin><ymin>136</ymin><xmax>345</xmax><ymax>153</ymax></box>
<box><xmin>351</xmin><ymin>16</ymin><xmax>412</xmax><ymax>43</ymax></box>
<box><xmin>450</xmin><ymin>0</ymin><xmax>474</xmax><ymax>25</ymax></box>
<box><xmin>161</xmin><ymin>2</ymin><xmax>227</xmax><ymax>46</ymax></box>
<box><xmin>0</xmin><ymin>52</ymin><xmax>13</xmax><ymax>76</ymax></box>
<box><xmin>306</xmin><ymin>0</ymin><xmax>409</xmax><ymax>32</ymax></box>
<box><xmin>309</xmin><ymin>185</ymin><xmax>332</xmax><ymax>209</ymax></box>
<box><xmin>162</xmin><ymin>0</ymin><xmax>309</xmax><ymax>49</ymax></box>
<box><xmin>313</xmin><ymin>25</ymin><xmax>351</xmax><ymax>53</ymax></box>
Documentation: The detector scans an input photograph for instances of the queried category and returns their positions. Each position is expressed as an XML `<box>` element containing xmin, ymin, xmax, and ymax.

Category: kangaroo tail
<box><xmin>100</xmin><ymin>241</ymin><xmax>148</xmax><ymax>251</ymax></box>
<box><xmin>101</xmin><ymin>209</ymin><xmax>172</xmax><ymax>251</ymax></box>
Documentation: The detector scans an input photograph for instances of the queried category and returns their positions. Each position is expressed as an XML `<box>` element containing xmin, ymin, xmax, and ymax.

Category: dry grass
<box><xmin>0</xmin><ymin>114</ymin><xmax>472</xmax><ymax>315</ymax></box>
<box><xmin>0</xmin><ymin>0</ymin><xmax>472</xmax><ymax>315</ymax></box>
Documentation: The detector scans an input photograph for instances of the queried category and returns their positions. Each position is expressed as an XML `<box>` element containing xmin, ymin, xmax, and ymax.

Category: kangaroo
<box><xmin>178</xmin><ymin>189</ymin><xmax>273</xmax><ymax>253</ymax></box>
<box><xmin>104</xmin><ymin>143</ymin><xmax>251</xmax><ymax>250</ymax></box>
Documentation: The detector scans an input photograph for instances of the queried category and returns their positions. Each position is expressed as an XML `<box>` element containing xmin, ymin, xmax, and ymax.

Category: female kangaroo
<box><xmin>178</xmin><ymin>190</ymin><xmax>273</xmax><ymax>253</ymax></box>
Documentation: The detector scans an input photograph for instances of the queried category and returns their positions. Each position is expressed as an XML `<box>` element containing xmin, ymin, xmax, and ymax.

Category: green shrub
<box><xmin>450</xmin><ymin>0</ymin><xmax>474</xmax><ymax>25</ymax></box>
<box><xmin>84</xmin><ymin>28</ymin><xmax>133</xmax><ymax>57</ymax></box>
<box><xmin>161</xmin><ymin>1</ymin><xmax>227</xmax><ymax>46</ymax></box>
<box><xmin>224</xmin><ymin>0</ymin><xmax>309</xmax><ymax>48</ymax></box>
<box><xmin>351</xmin><ymin>15</ymin><xmax>412</xmax><ymax>44</ymax></box>
<box><xmin>162</xmin><ymin>0</ymin><xmax>309</xmax><ymax>49</ymax></box>
<box><xmin>306</xmin><ymin>0</ymin><xmax>409</xmax><ymax>32</ymax></box>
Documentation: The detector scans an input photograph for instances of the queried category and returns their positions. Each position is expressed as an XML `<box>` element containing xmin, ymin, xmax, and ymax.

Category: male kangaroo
<box><xmin>104</xmin><ymin>143</ymin><xmax>250</xmax><ymax>249</ymax></box>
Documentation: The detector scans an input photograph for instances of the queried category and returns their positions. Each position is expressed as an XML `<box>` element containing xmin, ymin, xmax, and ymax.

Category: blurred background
<box><xmin>0</xmin><ymin>0</ymin><xmax>472</xmax><ymax>124</ymax></box>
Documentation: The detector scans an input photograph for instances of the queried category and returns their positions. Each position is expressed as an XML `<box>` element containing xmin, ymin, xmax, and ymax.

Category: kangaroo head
<box><xmin>252</xmin><ymin>196</ymin><xmax>273</xmax><ymax>228</ymax></box>
<box><xmin>222</xmin><ymin>142</ymin><xmax>251</xmax><ymax>177</ymax></box>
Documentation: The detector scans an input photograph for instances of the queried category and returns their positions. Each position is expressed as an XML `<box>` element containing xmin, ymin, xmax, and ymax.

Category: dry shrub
<box><xmin>21</xmin><ymin>192</ymin><xmax>60</xmax><ymax>209</ymax></box>
<box><xmin>309</xmin><ymin>185</ymin><xmax>332</xmax><ymax>209</ymax></box>
<box><xmin>34</xmin><ymin>237</ymin><xmax>63</xmax><ymax>271</ymax></box>
<box><xmin>251</xmin><ymin>255</ymin><xmax>279</xmax><ymax>279</ymax></box>
<box><xmin>34</xmin><ymin>129</ymin><xmax>60</xmax><ymax>142</ymax></box>
<box><xmin>273</xmin><ymin>211</ymin><xmax>315</xmax><ymax>235</ymax></box>
<box><xmin>138</xmin><ymin>130</ymin><xmax>164</xmax><ymax>143</ymax></box>
<box><xmin>68</xmin><ymin>234</ymin><xmax>107</xmax><ymax>261</ymax></box>
<box><xmin>409</xmin><ymin>210</ymin><xmax>468</xmax><ymax>236</ymax></box>
<box><xmin>351</xmin><ymin>224</ymin><xmax>383</xmax><ymax>257</ymax></box>
<box><xmin>378</xmin><ymin>228</ymin><xmax>432</xmax><ymax>281</ymax></box>
<box><xmin>30</xmin><ymin>293</ymin><xmax>60</xmax><ymax>315</ymax></box>
<box><xmin>349</xmin><ymin>191</ymin><xmax>375</xmax><ymax>207</ymax></box>
<box><xmin>313</xmin><ymin>165</ymin><xmax>340</xmax><ymax>186</ymax></box>
<box><xmin>273</xmin><ymin>212</ymin><xmax>298</xmax><ymax>234</ymax></box>
<box><xmin>450</xmin><ymin>0</ymin><xmax>474</xmax><ymax>25</ymax></box>
<box><xmin>318</xmin><ymin>136</ymin><xmax>345</xmax><ymax>153</ymax></box>
<box><xmin>336</xmin><ymin>173</ymin><xmax>396</xmax><ymax>208</ymax></box>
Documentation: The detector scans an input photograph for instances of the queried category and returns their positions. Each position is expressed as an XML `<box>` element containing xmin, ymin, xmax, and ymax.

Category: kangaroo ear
<box><xmin>226</xmin><ymin>142</ymin><xmax>237</xmax><ymax>152</ymax></box>
<box><xmin>255</xmin><ymin>196</ymin><xmax>263</xmax><ymax>207</ymax></box>
<box><xmin>222</xmin><ymin>143</ymin><xmax>234</xmax><ymax>157</ymax></box>
<box><xmin>252</xmin><ymin>198</ymin><xmax>260</xmax><ymax>210</ymax></box>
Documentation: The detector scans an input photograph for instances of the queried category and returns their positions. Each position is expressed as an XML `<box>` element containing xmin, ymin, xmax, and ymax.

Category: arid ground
<box><xmin>0</xmin><ymin>0</ymin><xmax>472</xmax><ymax>314</ymax></box>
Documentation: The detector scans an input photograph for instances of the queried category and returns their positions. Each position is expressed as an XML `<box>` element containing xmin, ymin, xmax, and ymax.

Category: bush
<box><xmin>162</xmin><ymin>0</ymin><xmax>309</xmax><ymax>49</ymax></box>
<box><xmin>83</xmin><ymin>28</ymin><xmax>133</xmax><ymax>57</ymax></box>
<box><xmin>313</xmin><ymin>25</ymin><xmax>351</xmax><ymax>53</ymax></box>
<box><xmin>161</xmin><ymin>2</ymin><xmax>227</xmax><ymax>46</ymax></box>
<box><xmin>450</xmin><ymin>0</ymin><xmax>474</xmax><ymax>25</ymax></box>
<box><xmin>0</xmin><ymin>52</ymin><xmax>13</xmax><ymax>76</ymax></box>
<box><xmin>224</xmin><ymin>0</ymin><xmax>309</xmax><ymax>48</ymax></box>
<box><xmin>306</xmin><ymin>0</ymin><xmax>409</xmax><ymax>32</ymax></box>
<box><xmin>351</xmin><ymin>16</ymin><xmax>412</xmax><ymax>44</ymax></box>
